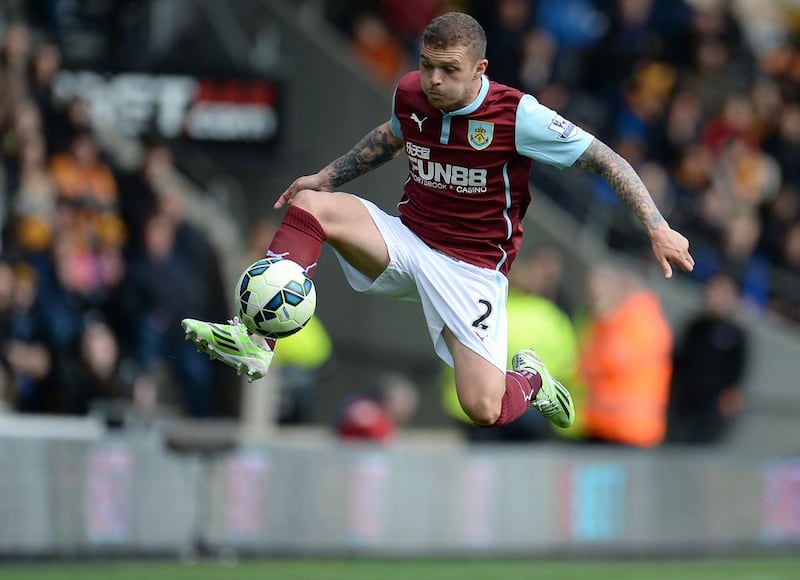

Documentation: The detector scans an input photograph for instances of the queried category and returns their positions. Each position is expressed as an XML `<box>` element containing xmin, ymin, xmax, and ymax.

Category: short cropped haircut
<box><xmin>421</xmin><ymin>12</ymin><xmax>487</xmax><ymax>62</ymax></box>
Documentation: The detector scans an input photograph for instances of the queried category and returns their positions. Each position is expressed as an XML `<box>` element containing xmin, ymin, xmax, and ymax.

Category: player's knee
<box><xmin>460</xmin><ymin>395</ymin><xmax>501</xmax><ymax>426</ymax></box>
<box><xmin>292</xmin><ymin>189</ymin><xmax>340</xmax><ymax>229</ymax></box>
<box><xmin>291</xmin><ymin>189</ymin><xmax>321</xmax><ymax>214</ymax></box>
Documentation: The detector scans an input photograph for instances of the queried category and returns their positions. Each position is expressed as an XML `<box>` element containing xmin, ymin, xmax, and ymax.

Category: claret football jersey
<box><xmin>389</xmin><ymin>71</ymin><xmax>593</xmax><ymax>274</ymax></box>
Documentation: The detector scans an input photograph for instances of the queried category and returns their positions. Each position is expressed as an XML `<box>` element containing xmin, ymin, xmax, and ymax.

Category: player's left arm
<box><xmin>324</xmin><ymin>122</ymin><xmax>405</xmax><ymax>189</ymax></box>
<box><xmin>573</xmin><ymin>138</ymin><xmax>695</xmax><ymax>278</ymax></box>
<box><xmin>275</xmin><ymin>122</ymin><xmax>404</xmax><ymax>209</ymax></box>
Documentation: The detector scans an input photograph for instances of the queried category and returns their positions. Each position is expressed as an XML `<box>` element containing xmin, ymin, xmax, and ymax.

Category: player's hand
<box><xmin>649</xmin><ymin>222</ymin><xmax>694</xmax><ymax>279</ymax></box>
<box><xmin>274</xmin><ymin>173</ymin><xmax>331</xmax><ymax>209</ymax></box>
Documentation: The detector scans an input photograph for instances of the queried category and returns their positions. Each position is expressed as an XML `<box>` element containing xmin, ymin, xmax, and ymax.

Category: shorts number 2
<box><xmin>472</xmin><ymin>299</ymin><xmax>492</xmax><ymax>330</ymax></box>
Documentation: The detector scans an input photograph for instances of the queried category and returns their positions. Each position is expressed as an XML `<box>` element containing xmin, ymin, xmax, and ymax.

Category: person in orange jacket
<box><xmin>577</xmin><ymin>264</ymin><xmax>673</xmax><ymax>447</ymax></box>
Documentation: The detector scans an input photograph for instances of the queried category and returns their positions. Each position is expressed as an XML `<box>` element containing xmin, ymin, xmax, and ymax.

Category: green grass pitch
<box><xmin>2</xmin><ymin>557</ymin><xmax>799</xmax><ymax>580</ymax></box>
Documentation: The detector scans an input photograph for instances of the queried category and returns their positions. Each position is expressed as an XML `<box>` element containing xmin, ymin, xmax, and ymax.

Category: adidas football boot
<box><xmin>512</xmin><ymin>349</ymin><xmax>575</xmax><ymax>428</ymax></box>
<box><xmin>181</xmin><ymin>317</ymin><xmax>274</xmax><ymax>382</ymax></box>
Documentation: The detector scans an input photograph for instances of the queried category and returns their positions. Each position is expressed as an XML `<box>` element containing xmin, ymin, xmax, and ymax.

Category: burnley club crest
<box><xmin>467</xmin><ymin>120</ymin><xmax>494</xmax><ymax>150</ymax></box>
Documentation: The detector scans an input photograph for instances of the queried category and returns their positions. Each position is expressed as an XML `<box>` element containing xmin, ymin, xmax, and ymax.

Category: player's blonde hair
<box><xmin>421</xmin><ymin>12</ymin><xmax>486</xmax><ymax>62</ymax></box>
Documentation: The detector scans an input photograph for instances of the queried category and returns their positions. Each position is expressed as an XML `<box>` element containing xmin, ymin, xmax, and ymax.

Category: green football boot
<box><xmin>512</xmin><ymin>349</ymin><xmax>575</xmax><ymax>428</ymax></box>
<box><xmin>181</xmin><ymin>317</ymin><xmax>274</xmax><ymax>382</ymax></box>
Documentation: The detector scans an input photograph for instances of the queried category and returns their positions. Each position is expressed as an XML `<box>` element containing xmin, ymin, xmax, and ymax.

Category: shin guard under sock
<box><xmin>266</xmin><ymin>205</ymin><xmax>326</xmax><ymax>276</ymax></box>
<box><xmin>491</xmin><ymin>370</ymin><xmax>543</xmax><ymax>427</ymax></box>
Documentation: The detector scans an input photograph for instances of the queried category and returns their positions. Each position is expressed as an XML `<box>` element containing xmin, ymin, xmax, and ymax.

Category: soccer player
<box><xmin>182</xmin><ymin>12</ymin><xmax>694</xmax><ymax>430</ymax></box>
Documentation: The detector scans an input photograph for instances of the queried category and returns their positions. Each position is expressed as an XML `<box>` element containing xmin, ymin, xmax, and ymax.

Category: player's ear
<box><xmin>474</xmin><ymin>58</ymin><xmax>488</xmax><ymax>79</ymax></box>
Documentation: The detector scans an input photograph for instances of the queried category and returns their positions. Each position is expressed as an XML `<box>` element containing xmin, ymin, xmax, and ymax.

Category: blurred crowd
<box><xmin>328</xmin><ymin>0</ymin><xmax>800</xmax><ymax>322</ymax></box>
<box><xmin>0</xmin><ymin>19</ymin><xmax>232</xmax><ymax>419</ymax></box>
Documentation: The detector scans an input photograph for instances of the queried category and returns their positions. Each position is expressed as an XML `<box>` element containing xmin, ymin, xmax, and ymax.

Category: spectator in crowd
<box><xmin>0</xmin><ymin>364</ymin><xmax>11</xmax><ymax>412</ymax></box>
<box><xmin>513</xmin><ymin>245</ymin><xmax>573</xmax><ymax>312</ymax></box>
<box><xmin>115</xmin><ymin>139</ymin><xmax>168</xmax><ymax>252</ymax></box>
<box><xmin>679</xmin><ymin>2</ymin><xmax>753</xmax><ymax>118</ymax></box>
<box><xmin>49</xmin><ymin>129</ymin><xmax>120</xmax><ymax>215</ymax></box>
<box><xmin>713</xmin><ymin>138</ymin><xmax>781</xmax><ymax>212</ymax></box>
<box><xmin>0</xmin><ymin>262</ymin><xmax>53</xmax><ymax>412</ymax></box>
<box><xmin>28</xmin><ymin>41</ymin><xmax>61</xmax><ymax>139</ymax></box>
<box><xmin>56</xmin><ymin>313</ymin><xmax>131</xmax><ymax>415</ymax></box>
<box><xmin>668</xmin><ymin>273</ymin><xmax>749</xmax><ymax>444</ymax></box>
<box><xmin>692</xmin><ymin>209</ymin><xmax>770</xmax><ymax>311</ymax></box>
<box><xmin>43</xmin><ymin>224</ymin><xmax>124</xmax><ymax>342</ymax></box>
<box><xmin>46</xmin><ymin>96</ymin><xmax>93</xmax><ymax>155</ymax></box>
<box><xmin>336</xmin><ymin>372</ymin><xmax>420</xmax><ymax>443</ymax></box>
<box><xmin>765</xmin><ymin>103</ymin><xmax>800</xmax><ymax>188</ymax></box>
<box><xmin>701</xmin><ymin>93</ymin><xmax>760</xmax><ymax>157</ymax></box>
<box><xmin>117</xmin><ymin>207</ymin><xmax>218</xmax><ymax>417</ymax></box>
<box><xmin>378</xmin><ymin>0</ymin><xmax>451</xmax><ymax>54</ymax></box>
<box><xmin>3</xmin><ymin>98</ymin><xmax>42</xmax><ymax>170</ymax></box>
<box><xmin>759</xmin><ymin>185</ymin><xmax>799</xmax><ymax>264</ymax></box>
<box><xmin>0</xmin><ymin>22</ymin><xmax>32</xmax><ymax>129</ymax></box>
<box><xmin>576</xmin><ymin>263</ymin><xmax>673</xmax><ymax>447</ymax></box>
<box><xmin>349</xmin><ymin>11</ymin><xmax>409</xmax><ymax>87</ymax></box>
<box><xmin>481</xmin><ymin>0</ymin><xmax>536</xmax><ymax>89</ymax></box>
<box><xmin>0</xmin><ymin>260</ymin><xmax>13</xmax><ymax>410</ymax></box>
<box><xmin>769</xmin><ymin>221</ymin><xmax>800</xmax><ymax>320</ymax></box>
<box><xmin>659</xmin><ymin>89</ymin><xmax>705</xmax><ymax>164</ymax></box>
<box><xmin>10</xmin><ymin>134</ymin><xmax>56</xmax><ymax>253</ymax></box>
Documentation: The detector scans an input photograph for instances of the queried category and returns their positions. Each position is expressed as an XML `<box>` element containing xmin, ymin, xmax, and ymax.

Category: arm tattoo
<box><xmin>574</xmin><ymin>139</ymin><xmax>666</xmax><ymax>231</ymax></box>
<box><xmin>326</xmin><ymin>124</ymin><xmax>403</xmax><ymax>188</ymax></box>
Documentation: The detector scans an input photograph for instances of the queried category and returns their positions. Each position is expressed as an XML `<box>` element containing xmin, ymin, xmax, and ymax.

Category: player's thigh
<box><xmin>443</xmin><ymin>327</ymin><xmax>506</xmax><ymax>424</ymax></box>
<box><xmin>292</xmin><ymin>190</ymin><xmax>389</xmax><ymax>280</ymax></box>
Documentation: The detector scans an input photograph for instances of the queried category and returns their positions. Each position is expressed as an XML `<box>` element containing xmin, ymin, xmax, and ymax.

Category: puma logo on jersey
<box><xmin>411</xmin><ymin>112</ymin><xmax>427</xmax><ymax>132</ymax></box>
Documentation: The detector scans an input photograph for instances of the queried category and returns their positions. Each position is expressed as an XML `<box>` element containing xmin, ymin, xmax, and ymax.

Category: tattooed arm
<box><xmin>324</xmin><ymin>122</ymin><xmax>404</xmax><ymax>188</ymax></box>
<box><xmin>574</xmin><ymin>139</ymin><xmax>695</xmax><ymax>278</ymax></box>
<box><xmin>574</xmin><ymin>139</ymin><xmax>665</xmax><ymax>230</ymax></box>
<box><xmin>275</xmin><ymin>122</ymin><xmax>403</xmax><ymax>208</ymax></box>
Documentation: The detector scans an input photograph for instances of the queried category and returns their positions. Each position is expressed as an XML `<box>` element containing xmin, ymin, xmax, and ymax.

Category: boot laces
<box><xmin>532</xmin><ymin>398</ymin><xmax>560</xmax><ymax>418</ymax></box>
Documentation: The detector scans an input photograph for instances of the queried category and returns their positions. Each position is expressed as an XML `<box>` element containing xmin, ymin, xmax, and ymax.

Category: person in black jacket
<box><xmin>668</xmin><ymin>273</ymin><xmax>749</xmax><ymax>444</ymax></box>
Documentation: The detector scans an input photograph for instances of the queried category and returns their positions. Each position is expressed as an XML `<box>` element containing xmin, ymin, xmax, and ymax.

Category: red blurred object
<box><xmin>337</xmin><ymin>396</ymin><xmax>395</xmax><ymax>442</ymax></box>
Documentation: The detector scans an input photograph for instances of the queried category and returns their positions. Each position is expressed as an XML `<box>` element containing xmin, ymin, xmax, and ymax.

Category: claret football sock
<box><xmin>266</xmin><ymin>205</ymin><xmax>326</xmax><ymax>276</ymax></box>
<box><xmin>491</xmin><ymin>370</ymin><xmax>542</xmax><ymax>427</ymax></box>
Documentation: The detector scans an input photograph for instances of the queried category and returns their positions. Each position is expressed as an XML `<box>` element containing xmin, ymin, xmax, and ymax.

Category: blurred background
<box><xmin>0</xmin><ymin>0</ymin><xmax>799</xmax><ymax>566</ymax></box>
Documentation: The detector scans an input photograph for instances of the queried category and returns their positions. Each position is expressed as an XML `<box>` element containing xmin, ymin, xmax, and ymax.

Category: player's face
<box><xmin>419</xmin><ymin>43</ymin><xmax>487</xmax><ymax>112</ymax></box>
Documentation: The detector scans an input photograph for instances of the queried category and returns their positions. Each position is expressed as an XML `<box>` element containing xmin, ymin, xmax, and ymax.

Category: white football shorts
<box><xmin>333</xmin><ymin>197</ymin><xmax>509</xmax><ymax>372</ymax></box>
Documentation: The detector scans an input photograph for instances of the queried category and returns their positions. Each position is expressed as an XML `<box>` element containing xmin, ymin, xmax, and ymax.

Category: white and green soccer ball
<box><xmin>236</xmin><ymin>257</ymin><xmax>316</xmax><ymax>339</ymax></box>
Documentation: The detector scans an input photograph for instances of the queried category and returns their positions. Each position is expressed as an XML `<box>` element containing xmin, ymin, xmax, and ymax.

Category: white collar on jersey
<box><xmin>441</xmin><ymin>75</ymin><xmax>490</xmax><ymax>116</ymax></box>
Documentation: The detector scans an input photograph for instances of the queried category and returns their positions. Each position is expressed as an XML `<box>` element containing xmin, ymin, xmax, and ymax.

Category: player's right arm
<box><xmin>573</xmin><ymin>138</ymin><xmax>694</xmax><ymax>278</ymax></box>
<box><xmin>275</xmin><ymin>121</ymin><xmax>404</xmax><ymax>209</ymax></box>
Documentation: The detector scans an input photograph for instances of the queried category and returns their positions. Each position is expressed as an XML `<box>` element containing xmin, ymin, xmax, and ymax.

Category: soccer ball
<box><xmin>236</xmin><ymin>257</ymin><xmax>316</xmax><ymax>339</ymax></box>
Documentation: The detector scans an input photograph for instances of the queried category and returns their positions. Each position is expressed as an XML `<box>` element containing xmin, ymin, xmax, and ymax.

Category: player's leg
<box><xmin>443</xmin><ymin>328</ymin><xmax>506</xmax><ymax>425</ymax></box>
<box><xmin>443</xmin><ymin>328</ymin><xmax>545</xmax><ymax>427</ymax></box>
<box><xmin>184</xmin><ymin>190</ymin><xmax>389</xmax><ymax>381</ymax></box>
<box><xmin>444</xmin><ymin>329</ymin><xmax>574</xmax><ymax>429</ymax></box>
<box><xmin>286</xmin><ymin>189</ymin><xmax>390</xmax><ymax>280</ymax></box>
